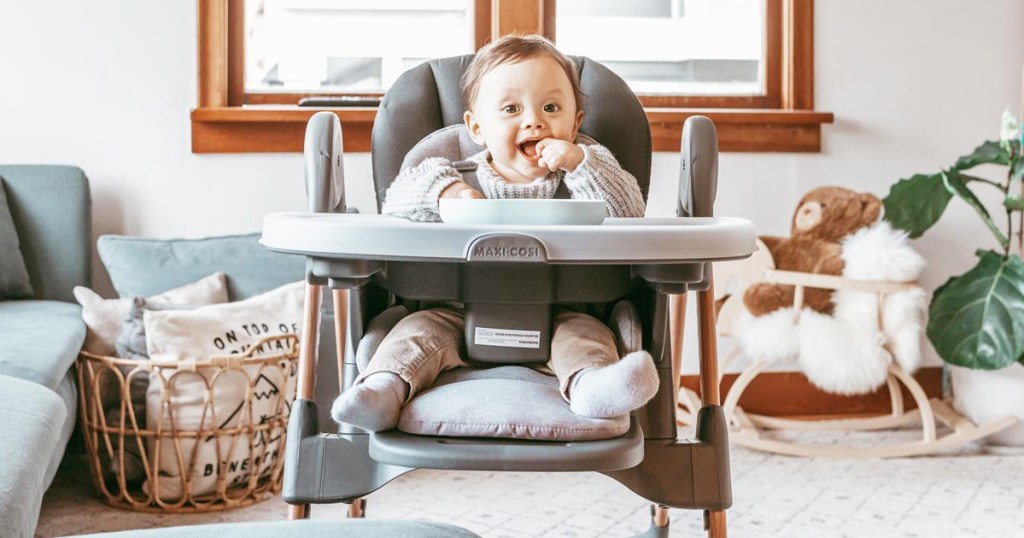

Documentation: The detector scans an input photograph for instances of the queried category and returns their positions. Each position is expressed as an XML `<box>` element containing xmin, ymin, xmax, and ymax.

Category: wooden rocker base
<box><xmin>677</xmin><ymin>360</ymin><xmax>1020</xmax><ymax>458</ymax></box>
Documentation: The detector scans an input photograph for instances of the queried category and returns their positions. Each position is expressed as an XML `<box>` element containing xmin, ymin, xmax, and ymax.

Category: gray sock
<box><xmin>330</xmin><ymin>372</ymin><xmax>409</xmax><ymax>431</ymax></box>
<box><xmin>569</xmin><ymin>351</ymin><xmax>660</xmax><ymax>418</ymax></box>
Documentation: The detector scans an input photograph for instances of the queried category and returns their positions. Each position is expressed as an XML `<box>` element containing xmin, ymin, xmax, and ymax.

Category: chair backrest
<box><xmin>370</xmin><ymin>55</ymin><xmax>652</xmax><ymax>212</ymax></box>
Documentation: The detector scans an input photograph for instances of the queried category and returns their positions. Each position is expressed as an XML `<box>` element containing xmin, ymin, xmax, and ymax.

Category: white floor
<box><xmin>38</xmin><ymin>427</ymin><xmax>1024</xmax><ymax>537</ymax></box>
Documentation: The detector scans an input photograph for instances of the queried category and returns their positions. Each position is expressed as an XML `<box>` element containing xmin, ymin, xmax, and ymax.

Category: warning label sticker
<box><xmin>474</xmin><ymin>327</ymin><xmax>541</xmax><ymax>349</ymax></box>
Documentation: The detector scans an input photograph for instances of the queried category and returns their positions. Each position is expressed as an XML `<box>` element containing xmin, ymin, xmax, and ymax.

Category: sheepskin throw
<box><xmin>735</xmin><ymin>221</ymin><xmax>927</xmax><ymax>395</ymax></box>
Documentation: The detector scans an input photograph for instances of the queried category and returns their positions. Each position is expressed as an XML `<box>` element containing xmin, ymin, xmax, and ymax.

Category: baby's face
<box><xmin>464</xmin><ymin>56</ymin><xmax>583</xmax><ymax>183</ymax></box>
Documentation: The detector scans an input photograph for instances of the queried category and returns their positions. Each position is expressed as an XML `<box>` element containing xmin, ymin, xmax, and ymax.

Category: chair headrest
<box><xmin>398</xmin><ymin>125</ymin><xmax>484</xmax><ymax>173</ymax></box>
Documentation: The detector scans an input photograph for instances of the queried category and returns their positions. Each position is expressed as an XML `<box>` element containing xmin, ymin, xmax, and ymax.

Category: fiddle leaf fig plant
<box><xmin>883</xmin><ymin>110</ymin><xmax>1024</xmax><ymax>370</ymax></box>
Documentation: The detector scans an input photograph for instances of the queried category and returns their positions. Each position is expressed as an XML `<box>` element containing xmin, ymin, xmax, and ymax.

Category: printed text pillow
<box><xmin>143</xmin><ymin>281</ymin><xmax>303</xmax><ymax>499</ymax></box>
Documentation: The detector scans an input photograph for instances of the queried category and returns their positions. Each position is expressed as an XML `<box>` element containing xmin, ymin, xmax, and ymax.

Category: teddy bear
<box><xmin>742</xmin><ymin>186</ymin><xmax>882</xmax><ymax>317</ymax></box>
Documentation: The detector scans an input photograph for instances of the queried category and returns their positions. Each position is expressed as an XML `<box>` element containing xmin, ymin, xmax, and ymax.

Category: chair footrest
<box><xmin>369</xmin><ymin>418</ymin><xmax>644</xmax><ymax>472</ymax></box>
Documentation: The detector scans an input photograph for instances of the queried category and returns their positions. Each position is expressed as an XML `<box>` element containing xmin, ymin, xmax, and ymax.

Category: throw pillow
<box><xmin>74</xmin><ymin>272</ymin><xmax>229</xmax><ymax>357</ymax></box>
<box><xmin>0</xmin><ymin>179</ymin><xmax>33</xmax><ymax>299</ymax></box>
<box><xmin>143</xmin><ymin>281</ymin><xmax>303</xmax><ymax>500</ymax></box>
<box><xmin>106</xmin><ymin>298</ymin><xmax>200</xmax><ymax>483</ymax></box>
<box><xmin>97</xmin><ymin>233</ymin><xmax>303</xmax><ymax>301</ymax></box>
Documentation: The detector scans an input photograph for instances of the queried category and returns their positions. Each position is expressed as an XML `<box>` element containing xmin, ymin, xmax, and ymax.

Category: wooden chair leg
<box><xmin>696</xmin><ymin>276</ymin><xmax>721</xmax><ymax>407</ymax></box>
<box><xmin>669</xmin><ymin>293</ymin><xmax>687</xmax><ymax>409</ymax></box>
<box><xmin>706</xmin><ymin>510</ymin><xmax>727</xmax><ymax>538</ymax></box>
<box><xmin>296</xmin><ymin>283</ymin><xmax>323</xmax><ymax>401</ymax></box>
<box><xmin>333</xmin><ymin>289</ymin><xmax>348</xmax><ymax>391</ymax></box>
<box><xmin>287</xmin><ymin>282</ymin><xmax>323</xmax><ymax>520</ymax></box>
<box><xmin>347</xmin><ymin>497</ymin><xmax>365</xmax><ymax>518</ymax></box>
<box><xmin>699</xmin><ymin>277</ymin><xmax>728</xmax><ymax>538</ymax></box>
<box><xmin>653</xmin><ymin>504</ymin><xmax>670</xmax><ymax>527</ymax></box>
<box><xmin>289</xmin><ymin>503</ymin><xmax>310</xmax><ymax>520</ymax></box>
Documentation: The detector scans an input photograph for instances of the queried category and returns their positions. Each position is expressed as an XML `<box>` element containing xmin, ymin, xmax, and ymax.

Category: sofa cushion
<box><xmin>97</xmin><ymin>233</ymin><xmax>304</xmax><ymax>301</ymax></box>
<box><xmin>0</xmin><ymin>301</ymin><xmax>85</xmax><ymax>391</ymax></box>
<box><xmin>0</xmin><ymin>165</ymin><xmax>91</xmax><ymax>303</ymax></box>
<box><xmin>0</xmin><ymin>375</ymin><xmax>69</xmax><ymax>538</ymax></box>
<box><xmin>0</xmin><ymin>180</ymin><xmax>33</xmax><ymax>299</ymax></box>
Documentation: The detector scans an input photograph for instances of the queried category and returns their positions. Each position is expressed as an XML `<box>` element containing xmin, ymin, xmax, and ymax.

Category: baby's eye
<box><xmin>543</xmin><ymin>103</ymin><xmax>560</xmax><ymax>113</ymax></box>
<box><xmin>502</xmin><ymin>104</ymin><xmax>520</xmax><ymax>114</ymax></box>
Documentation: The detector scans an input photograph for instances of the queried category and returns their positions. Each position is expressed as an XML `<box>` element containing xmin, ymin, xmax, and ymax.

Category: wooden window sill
<box><xmin>190</xmin><ymin>106</ymin><xmax>834</xmax><ymax>154</ymax></box>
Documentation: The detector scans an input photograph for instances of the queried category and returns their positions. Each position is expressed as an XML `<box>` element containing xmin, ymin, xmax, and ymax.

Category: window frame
<box><xmin>192</xmin><ymin>0</ymin><xmax>832</xmax><ymax>153</ymax></box>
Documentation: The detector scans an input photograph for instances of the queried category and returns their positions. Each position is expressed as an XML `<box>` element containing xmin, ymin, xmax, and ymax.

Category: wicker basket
<box><xmin>77</xmin><ymin>334</ymin><xmax>299</xmax><ymax>512</ymax></box>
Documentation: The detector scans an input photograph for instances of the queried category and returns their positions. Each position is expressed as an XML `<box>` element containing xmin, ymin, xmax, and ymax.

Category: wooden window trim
<box><xmin>192</xmin><ymin>0</ymin><xmax>833</xmax><ymax>153</ymax></box>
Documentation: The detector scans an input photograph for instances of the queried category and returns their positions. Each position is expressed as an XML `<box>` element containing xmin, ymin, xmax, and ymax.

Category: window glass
<box><xmin>245</xmin><ymin>0</ymin><xmax>476</xmax><ymax>93</ymax></box>
<box><xmin>556</xmin><ymin>0</ymin><xmax>763</xmax><ymax>95</ymax></box>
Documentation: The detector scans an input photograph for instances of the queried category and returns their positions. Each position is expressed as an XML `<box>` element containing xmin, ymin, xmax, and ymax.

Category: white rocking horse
<box><xmin>677</xmin><ymin>223</ymin><xmax>1018</xmax><ymax>458</ymax></box>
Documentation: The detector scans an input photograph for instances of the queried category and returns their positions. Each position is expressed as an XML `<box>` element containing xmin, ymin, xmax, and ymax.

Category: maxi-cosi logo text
<box><xmin>471</xmin><ymin>245</ymin><xmax>542</xmax><ymax>259</ymax></box>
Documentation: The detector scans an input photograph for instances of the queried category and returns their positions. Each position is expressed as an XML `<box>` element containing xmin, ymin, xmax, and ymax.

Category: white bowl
<box><xmin>439</xmin><ymin>198</ymin><xmax>608</xmax><ymax>225</ymax></box>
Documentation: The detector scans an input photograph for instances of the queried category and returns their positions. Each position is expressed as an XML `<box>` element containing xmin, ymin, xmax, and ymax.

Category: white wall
<box><xmin>2</xmin><ymin>1</ymin><xmax>1022</xmax><ymax>371</ymax></box>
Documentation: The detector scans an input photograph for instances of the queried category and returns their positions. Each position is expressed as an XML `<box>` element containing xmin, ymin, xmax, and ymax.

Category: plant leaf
<box><xmin>882</xmin><ymin>173</ymin><xmax>952</xmax><ymax>238</ymax></box>
<box><xmin>927</xmin><ymin>251</ymin><xmax>1024</xmax><ymax>370</ymax></box>
<box><xmin>1005</xmin><ymin>194</ymin><xmax>1024</xmax><ymax>211</ymax></box>
<box><xmin>1012</xmin><ymin>155</ymin><xmax>1024</xmax><ymax>182</ymax></box>
<box><xmin>942</xmin><ymin>171</ymin><xmax>1009</xmax><ymax>248</ymax></box>
<box><xmin>952</xmin><ymin>140</ymin><xmax>1011</xmax><ymax>170</ymax></box>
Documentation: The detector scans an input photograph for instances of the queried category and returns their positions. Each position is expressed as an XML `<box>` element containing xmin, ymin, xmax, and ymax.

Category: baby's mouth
<box><xmin>518</xmin><ymin>139</ymin><xmax>540</xmax><ymax>160</ymax></box>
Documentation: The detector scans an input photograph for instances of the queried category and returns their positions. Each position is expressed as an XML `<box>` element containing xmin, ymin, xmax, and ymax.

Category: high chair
<box><xmin>261</xmin><ymin>55</ymin><xmax>756</xmax><ymax>537</ymax></box>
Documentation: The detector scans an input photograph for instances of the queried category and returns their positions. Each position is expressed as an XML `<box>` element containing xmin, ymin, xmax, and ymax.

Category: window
<box><xmin>192</xmin><ymin>0</ymin><xmax>832</xmax><ymax>153</ymax></box>
<box><xmin>244</xmin><ymin>0</ymin><xmax>479</xmax><ymax>99</ymax></box>
<box><xmin>557</xmin><ymin>0</ymin><xmax>765</xmax><ymax>100</ymax></box>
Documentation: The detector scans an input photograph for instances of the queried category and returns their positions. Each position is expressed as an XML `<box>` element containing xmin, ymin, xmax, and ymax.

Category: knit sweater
<box><xmin>381</xmin><ymin>143</ymin><xmax>646</xmax><ymax>222</ymax></box>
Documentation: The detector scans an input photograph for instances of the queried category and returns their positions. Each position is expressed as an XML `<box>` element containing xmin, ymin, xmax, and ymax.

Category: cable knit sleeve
<box><xmin>380</xmin><ymin>157</ymin><xmax>462</xmax><ymax>222</ymax></box>
<box><xmin>562</xmin><ymin>144</ymin><xmax>646</xmax><ymax>218</ymax></box>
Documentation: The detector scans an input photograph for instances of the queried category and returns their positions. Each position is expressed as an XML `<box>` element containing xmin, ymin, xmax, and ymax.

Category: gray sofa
<box><xmin>0</xmin><ymin>167</ymin><xmax>473</xmax><ymax>537</ymax></box>
<box><xmin>0</xmin><ymin>165</ymin><xmax>91</xmax><ymax>538</ymax></box>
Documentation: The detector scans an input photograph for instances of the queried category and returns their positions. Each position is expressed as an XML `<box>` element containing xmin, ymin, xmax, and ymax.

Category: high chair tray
<box><xmin>261</xmin><ymin>213</ymin><xmax>755</xmax><ymax>263</ymax></box>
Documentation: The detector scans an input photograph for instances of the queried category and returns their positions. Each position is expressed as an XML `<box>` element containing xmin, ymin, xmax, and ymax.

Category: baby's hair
<box><xmin>462</xmin><ymin>34</ymin><xmax>584</xmax><ymax>113</ymax></box>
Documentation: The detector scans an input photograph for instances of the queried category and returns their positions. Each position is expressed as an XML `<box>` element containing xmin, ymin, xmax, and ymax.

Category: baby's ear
<box><xmin>464</xmin><ymin>111</ymin><xmax>485</xmax><ymax>144</ymax></box>
<box><xmin>573</xmin><ymin>110</ymin><xmax>584</xmax><ymax>137</ymax></box>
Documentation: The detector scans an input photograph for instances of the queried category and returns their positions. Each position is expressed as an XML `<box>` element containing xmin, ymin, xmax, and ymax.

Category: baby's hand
<box><xmin>536</xmin><ymin>138</ymin><xmax>584</xmax><ymax>172</ymax></box>
<box><xmin>440</xmin><ymin>181</ymin><xmax>485</xmax><ymax>199</ymax></box>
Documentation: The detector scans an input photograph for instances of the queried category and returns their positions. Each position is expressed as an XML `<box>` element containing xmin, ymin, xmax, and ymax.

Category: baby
<box><xmin>332</xmin><ymin>34</ymin><xmax>659</xmax><ymax>432</ymax></box>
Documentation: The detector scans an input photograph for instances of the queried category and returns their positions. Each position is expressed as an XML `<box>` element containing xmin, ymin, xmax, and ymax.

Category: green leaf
<box><xmin>882</xmin><ymin>173</ymin><xmax>952</xmax><ymax>238</ymax></box>
<box><xmin>942</xmin><ymin>171</ymin><xmax>1008</xmax><ymax>248</ymax></box>
<box><xmin>952</xmin><ymin>140</ymin><xmax>1011</xmax><ymax>171</ymax></box>
<box><xmin>1012</xmin><ymin>156</ymin><xmax>1024</xmax><ymax>182</ymax></box>
<box><xmin>1005</xmin><ymin>194</ymin><xmax>1024</xmax><ymax>211</ymax></box>
<box><xmin>927</xmin><ymin>251</ymin><xmax>1024</xmax><ymax>370</ymax></box>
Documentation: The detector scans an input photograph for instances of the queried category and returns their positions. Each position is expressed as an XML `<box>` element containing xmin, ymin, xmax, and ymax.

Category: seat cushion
<box><xmin>0</xmin><ymin>375</ymin><xmax>69</xmax><ymax>538</ymax></box>
<box><xmin>398</xmin><ymin>366</ymin><xmax>630</xmax><ymax>441</ymax></box>
<box><xmin>0</xmin><ymin>300</ymin><xmax>84</xmax><ymax>391</ymax></box>
<box><xmin>62</xmin><ymin>519</ymin><xmax>482</xmax><ymax>538</ymax></box>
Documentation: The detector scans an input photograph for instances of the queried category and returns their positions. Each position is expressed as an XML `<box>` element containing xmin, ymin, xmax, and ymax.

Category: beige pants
<box><xmin>357</xmin><ymin>306</ymin><xmax>619</xmax><ymax>401</ymax></box>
